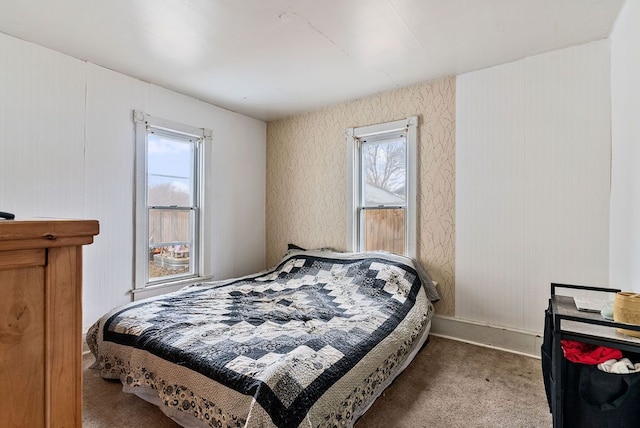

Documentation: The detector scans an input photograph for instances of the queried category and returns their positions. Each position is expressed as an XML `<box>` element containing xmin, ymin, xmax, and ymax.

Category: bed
<box><xmin>87</xmin><ymin>248</ymin><xmax>439</xmax><ymax>427</ymax></box>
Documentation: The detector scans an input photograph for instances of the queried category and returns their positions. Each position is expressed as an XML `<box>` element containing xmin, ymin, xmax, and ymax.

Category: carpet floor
<box><xmin>83</xmin><ymin>335</ymin><xmax>552</xmax><ymax>427</ymax></box>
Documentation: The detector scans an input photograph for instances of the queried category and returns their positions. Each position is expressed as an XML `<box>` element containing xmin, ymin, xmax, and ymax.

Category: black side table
<box><xmin>549</xmin><ymin>283</ymin><xmax>640</xmax><ymax>427</ymax></box>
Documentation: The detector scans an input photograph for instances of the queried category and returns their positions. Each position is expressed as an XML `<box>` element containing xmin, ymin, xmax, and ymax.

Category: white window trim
<box><xmin>133</xmin><ymin>110</ymin><xmax>212</xmax><ymax>290</ymax></box>
<box><xmin>346</xmin><ymin>116</ymin><xmax>418</xmax><ymax>258</ymax></box>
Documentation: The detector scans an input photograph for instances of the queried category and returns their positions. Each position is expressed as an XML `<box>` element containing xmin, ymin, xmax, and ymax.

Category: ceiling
<box><xmin>0</xmin><ymin>0</ymin><xmax>625</xmax><ymax>121</ymax></box>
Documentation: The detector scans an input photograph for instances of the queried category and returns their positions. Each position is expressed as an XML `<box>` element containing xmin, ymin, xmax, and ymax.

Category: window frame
<box><xmin>133</xmin><ymin>110</ymin><xmax>212</xmax><ymax>290</ymax></box>
<box><xmin>346</xmin><ymin>116</ymin><xmax>418</xmax><ymax>258</ymax></box>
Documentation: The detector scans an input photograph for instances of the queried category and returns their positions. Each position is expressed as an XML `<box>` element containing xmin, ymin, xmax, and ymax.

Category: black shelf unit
<box><xmin>549</xmin><ymin>283</ymin><xmax>640</xmax><ymax>427</ymax></box>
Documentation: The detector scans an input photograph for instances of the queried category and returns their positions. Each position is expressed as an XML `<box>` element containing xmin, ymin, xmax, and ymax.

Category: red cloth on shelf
<box><xmin>561</xmin><ymin>339</ymin><xmax>623</xmax><ymax>365</ymax></box>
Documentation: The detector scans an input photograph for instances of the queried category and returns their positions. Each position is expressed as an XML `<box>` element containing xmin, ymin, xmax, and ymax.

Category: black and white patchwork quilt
<box><xmin>87</xmin><ymin>250</ymin><xmax>436</xmax><ymax>428</ymax></box>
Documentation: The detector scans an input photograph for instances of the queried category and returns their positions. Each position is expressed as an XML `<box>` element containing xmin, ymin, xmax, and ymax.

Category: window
<box><xmin>133</xmin><ymin>110</ymin><xmax>211</xmax><ymax>289</ymax></box>
<box><xmin>346</xmin><ymin>116</ymin><xmax>417</xmax><ymax>257</ymax></box>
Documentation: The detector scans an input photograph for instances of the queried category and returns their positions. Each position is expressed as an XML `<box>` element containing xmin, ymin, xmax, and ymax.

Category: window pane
<box><xmin>362</xmin><ymin>138</ymin><xmax>406</xmax><ymax>206</ymax></box>
<box><xmin>148</xmin><ymin>208</ymin><xmax>193</xmax><ymax>280</ymax></box>
<box><xmin>363</xmin><ymin>208</ymin><xmax>405</xmax><ymax>255</ymax></box>
<box><xmin>149</xmin><ymin>244</ymin><xmax>191</xmax><ymax>280</ymax></box>
<box><xmin>149</xmin><ymin>209</ymin><xmax>192</xmax><ymax>246</ymax></box>
<box><xmin>147</xmin><ymin>132</ymin><xmax>194</xmax><ymax>206</ymax></box>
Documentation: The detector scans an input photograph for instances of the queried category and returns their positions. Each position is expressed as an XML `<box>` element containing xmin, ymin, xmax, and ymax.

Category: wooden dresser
<box><xmin>0</xmin><ymin>220</ymin><xmax>99</xmax><ymax>427</ymax></box>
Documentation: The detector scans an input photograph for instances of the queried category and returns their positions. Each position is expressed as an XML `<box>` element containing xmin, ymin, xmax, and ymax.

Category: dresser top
<box><xmin>0</xmin><ymin>219</ymin><xmax>99</xmax><ymax>250</ymax></box>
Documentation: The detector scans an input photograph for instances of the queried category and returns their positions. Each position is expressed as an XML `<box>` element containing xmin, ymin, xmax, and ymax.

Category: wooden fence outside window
<box><xmin>364</xmin><ymin>208</ymin><xmax>405</xmax><ymax>255</ymax></box>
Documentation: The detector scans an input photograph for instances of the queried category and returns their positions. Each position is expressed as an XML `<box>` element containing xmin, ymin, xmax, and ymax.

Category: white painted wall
<box><xmin>0</xmin><ymin>33</ymin><xmax>266</xmax><ymax>329</ymax></box>
<box><xmin>610</xmin><ymin>0</ymin><xmax>640</xmax><ymax>293</ymax></box>
<box><xmin>456</xmin><ymin>41</ymin><xmax>611</xmax><ymax>334</ymax></box>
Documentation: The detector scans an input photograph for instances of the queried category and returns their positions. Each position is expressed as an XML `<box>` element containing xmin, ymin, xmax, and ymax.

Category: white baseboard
<box><xmin>430</xmin><ymin>315</ymin><xmax>543</xmax><ymax>358</ymax></box>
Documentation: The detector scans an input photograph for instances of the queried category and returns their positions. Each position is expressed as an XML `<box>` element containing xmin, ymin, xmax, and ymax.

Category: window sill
<box><xmin>130</xmin><ymin>275</ymin><xmax>213</xmax><ymax>296</ymax></box>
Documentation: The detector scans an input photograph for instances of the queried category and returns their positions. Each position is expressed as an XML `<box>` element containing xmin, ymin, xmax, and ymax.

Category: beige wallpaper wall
<box><xmin>266</xmin><ymin>76</ymin><xmax>456</xmax><ymax>315</ymax></box>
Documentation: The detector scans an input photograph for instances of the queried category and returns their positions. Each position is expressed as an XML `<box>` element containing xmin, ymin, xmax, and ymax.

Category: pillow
<box><xmin>285</xmin><ymin>244</ymin><xmax>439</xmax><ymax>302</ymax></box>
<box><xmin>286</xmin><ymin>243</ymin><xmax>338</xmax><ymax>253</ymax></box>
<box><xmin>287</xmin><ymin>243</ymin><xmax>306</xmax><ymax>251</ymax></box>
